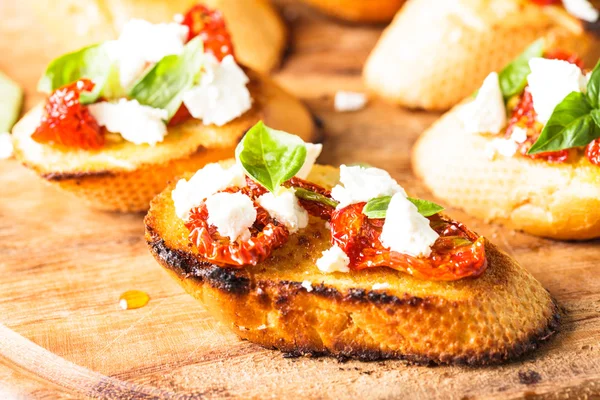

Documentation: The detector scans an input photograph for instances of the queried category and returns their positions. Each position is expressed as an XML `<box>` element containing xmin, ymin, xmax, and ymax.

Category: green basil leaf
<box><xmin>38</xmin><ymin>43</ymin><xmax>114</xmax><ymax>104</ymax></box>
<box><xmin>0</xmin><ymin>70</ymin><xmax>23</xmax><ymax>132</ymax></box>
<box><xmin>498</xmin><ymin>39</ymin><xmax>545</xmax><ymax>101</ymax></box>
<box><xmin>528</xmin><ymin>92</ymin><xmax>600</xmax><ymax>154</ymax></box>
<box><xmin>129</xmin><ymin>37</ymin><xmax>204</xmax><ymax>120</ymax></box>
<box><xmin>294</xmin><ymin>187</ymin><xmax>339</xmax><ymax>208</ymax></box>
<box><xmin>586</xmin><ymin>59</ymin><xmax>600</xmax><ymax>108</ymax></box>
<box><xmin>235</xmin><ymin>121</ymin><xmax>307</xmax><ymax>193</ymax></box>
<box><xmin>363</xmin><ymin>196</ymin><xmax>444</xmax><ymax>219</ymax></box>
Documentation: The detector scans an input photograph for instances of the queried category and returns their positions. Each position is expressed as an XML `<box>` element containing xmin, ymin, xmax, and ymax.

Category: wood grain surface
<box><xmin>1</xmin><ymin>1</ymin><xmax>600</xmax><ymax>399</ymax></box>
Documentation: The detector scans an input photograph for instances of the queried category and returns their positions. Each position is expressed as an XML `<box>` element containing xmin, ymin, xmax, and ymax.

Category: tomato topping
<box><xmin>530</xmin><ymin>0</ymin><xmax>561</xmax><ymax>5</ymax></box>
<box><xmin>167</xmin><ymin>104</ymin><xmax>192</xmax><ymax>127</ymax></box>
<box><xmin>185</xmin><ymin>186</ymin><xmax>289</xmax><ymax>267</ymax></box>
<box><xmin>329</xmin><ymin>204</ymin><xmax>487</xmax><ymax>281</ymax></box>
<box><xmin>181</xmin><ymin>4</ymin><xmax>234</xmax><ymax>61</ymax></box>
<box><xmin>285</xmin><ymin>177</ymin><xmax>336</xmax><ymax>221</ymax></box>
<box><xmin>544</xmin><ymin>50</ymin><xmax>585</xmax><ymax>69</ymax></box>
<box><xmin>586</xmin><ymin>139</ymin><xmax>600</xmax><ymax>165</ymax></box>
<box><xmin>32</xmin><ymin>79</ymin><xmax>104</xmax><ymax>150</ymax></box>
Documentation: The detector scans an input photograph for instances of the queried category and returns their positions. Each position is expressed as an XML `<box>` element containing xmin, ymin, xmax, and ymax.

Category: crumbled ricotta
<box><xmin>316</xmin><ymin>244</ymin><xmax>350</xmax><ymax>273</ymax></box>
<box><xmin>372</xmin><ymin>283</ymin><xmax>391</xmax><ymax>290</ymax></box>
<box><xmin>173</xmin><ymin>13</ymin><xmax>184</xmax><ymax>23</ymax></box>
<box><xmin>527</xmin><ymin>58</ymin><xmax>587</xmax><ymax>124</ymax></box>
<box><xmin>296</xmin><ymin>143</ymin><xmax>323</xmax><ymax>179</ymax></box>
<box><xmin>563</xmin><ymin>0</ymin><xmax>599</xmax><ymax>22</ymax></box>
<box><xmin>88</xmin><ymin>99</ymin><xmax>168</xmax><ymax>146</ymax></box>
<box><xmin>380</xmin><ymin>193</ymin><xmax>439</xmax><ymax>258</ymax></box>
<box><xmin>257</xmin><ymin>187</ymin><xmax>309</xmax><ymax>233</ymax></box>
<box><xmin>106</xmin><ymin>19</ymin><xmax>189</xmax><ymax>88</ymax></box>
<box><xmin>301</xmin><ymin>281</ymin><xmax>314</xmax><ymax>292</ymax></box>
<box><xmin>331</xmin><ymin>165</ymin><xmax>406</xmax><ymax>209</ymax></box>
<box><xmin>204</xmin><ymin>192</ymin><xmax>257</xmax><ymax>242</ymax></box>
<box><xmin>461</xmin><ymin>72</ymin><xmax>507</xmax><ymax>135</ymax></box>
<box><xmin>334</xmin><ymin>91</ymin><xmax>368</xmax><ymax>112</ymax></box>
<box><xmin>484</xmin><ymin>138</ymin><xmax>519</xmax><ymax>160</ymax></box>
<box><xmin>182</xmin><ymin>54</ymin><xmax>252</xmax><ymax>126</ymax></box>
<box><xmin>171</xmin><ymin>163</ymin><xmax>247</xmax><ymax>220</ymax></box>
<box><xmin>0</xmin><ymin>133</ymin><xmax>13</xmax><ymax>160</ymax></box>
<box><xmin>510</xmin><ymin>126</ymin><xmax>528</xmax><ymax>144</ymax></box>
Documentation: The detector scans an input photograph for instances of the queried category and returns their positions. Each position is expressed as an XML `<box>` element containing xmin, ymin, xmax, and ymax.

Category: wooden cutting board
<box><xmin>2</xmin><ymin>1</ymin><xmax>600</xmax><ymax>399</ymax></box>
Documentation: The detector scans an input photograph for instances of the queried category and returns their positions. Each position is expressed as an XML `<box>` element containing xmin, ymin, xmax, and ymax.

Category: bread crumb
<box><xmin>372</xmin><ymin>283</ymin><xmax>391</xmax><ymax>290</ymax></box>
<box><xmin>301</xmin><ymin>280</ymin><xmax>313</xmax><ymax>292</ymax></box>
<box><xmin>257</xmin><ymin>324</ymin><xmax>267</xmax><ymax>330</ymax></box>
<box><xmin>334</xmin><ymin>91</ymin><xmax>367</xmax><ymax>112</ymax></box>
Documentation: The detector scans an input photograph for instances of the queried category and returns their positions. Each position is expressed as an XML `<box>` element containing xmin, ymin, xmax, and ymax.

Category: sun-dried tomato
<box><xmin>181</xmin><ymin>4</ymin><xmax>234</xmax><ymax>61</ymax></box>
<box><xmin>530</xmin><ymin>0</ymin><xmax>561</xmax><ymax>5</ymax></box>
<box><xmin>31</xmin><ymin>79</ymin><xmax>104</xmax><ymax>150</ymax></box>
<box><xmin>167</xmin><ymin>104</ymin><xmax>192</xmax><ymax>127</ymax></box>
<box><xmin>285</xmin><ymin>177</ymin><xmax>336</xmax><ymax>221</ymax></box>
<box><xmin>586</xmin><ymin>139</ymin><xmax>600</xmax><ymax>165</ymax></box>
<box><xmin>185</xmin><ymin>186</ymin><xmax>289</xmax><ymax>267</ymax></box>
<box><xmin>544</xmin><ymin>50</ymin><xmax>585</xmax><ymax>69</ymax></box>
<box><xmin>329</xmin><ymin>203</ymin><xmax>487</xmax><ymax>281</ymax></box>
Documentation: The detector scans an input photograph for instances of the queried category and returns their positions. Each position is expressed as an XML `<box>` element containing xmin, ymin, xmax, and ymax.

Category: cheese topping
<box><xmin>331</xmin><ymin>165</ymin><xmax>406</xmax><ymax>209</ymax></box>
<box><xmin>171</xmin><ymin>163</ymin><xmax>247</xmax><ymax>220</ymax></box>
<box><xmin>484</xmin><ymin>138</ymin><xmax>519</xmax><ymax>160</ymax></box>
<box><xmin>0</xmin><ymin>133</ymin><xmax>13</xmax><ymax>160</ymax></box>
<box><xmin>106</xmin><ymin>19</ymin><xmax>189</xmax><ymax>88</ymax></box>
<box><xmin>205</xmin><ymin>192</ymin><xmax>257</xmax><ymax>242</ymax></box>
<box><xmin>380</xmin><ymin>193</ymin><xmax>439</xmax><ymax>258</ymax></box>
<box><xmin>88</xmin><ymin>99</ymin><xmax>168</xmax><ymax>146</ymax></box>
<box><xmin>296</xmin><ymin>143</ymin><xmax>323</xmax><ymax>179</ymax></box>
<box><xmin>182</xmin><ymin>54</ymin><xmax>252</xmax><ymax>126</ymax></box>
<box><xmin>316</xmin><ymin>244</ymin><xmax>350</xmax><ymax>273</ymax></box>
<box><xmin>461</xmin><ymin>72</ymin><xmax>507</xmax><ymax>135</ymax></box>
<box><xmin>563</xmin><ymin>0</ymin><xmax>599</xmax><ymax>22</ymax></box>
<box><xmin>301</xmin><ymin>281</ymin><xmax>314</xmax><ymax>292</ymax></box>
<box><xmin>334</xmin><ymin>91</ymin><xmax>368</xmax><ymax>112</ymax></box>
<box><xmin>527</xmin><ymin>57</ymin><xmax>587</xmax><ymax>124</ymax></box>
<box><xmin>510</xmin><ymin>126</ymin><xmax>528</xmax><ymax>144</ymax></box>
<box><xmin>257</xmin><ymin>187</ymin><xmax>309</xmax><ymax>234</ymax></box>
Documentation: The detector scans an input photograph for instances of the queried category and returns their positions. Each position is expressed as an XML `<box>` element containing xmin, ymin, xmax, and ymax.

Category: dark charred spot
<box><xmin>518</xmin><ymin>370</ymin><xmax>542</xmax><ymax>385</ymax></box>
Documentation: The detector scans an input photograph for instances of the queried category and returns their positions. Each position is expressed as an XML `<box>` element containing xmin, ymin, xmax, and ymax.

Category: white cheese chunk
<box><xmin>372</xmin><ymin>283</ymin><xmax>391</xmax><ymax>290</ymax></box>
<box><xmin>510</xmin><ymin>126</ymin><xmax>528</xmax><ymax>144</ymax></box>
<box><xmin>316</xmin><ymin>245</ymin><xmax>350</xmax><ymax>273</ymax></box>
<box><xmin>171</xmin><ymin>163</ymin><xmax>247</xmax><ymax>220</ymax></box>
<box><xmin>0</xmin><ymin>133</ymin><xmax>13</xmax><ymax>160</ymax></box>
<box><xmin>301</xmin><ymin>281</ymin><xmax>314</xmax><ymax>292</ymax></box>
<box><xmin>563</xmin><ymin>0</ymin><xmax>599</xmax><ymax>22</ymax></box>
<box><xmin>107</xmin><ymin>19</ymin><xmax>189</xmax><ymax>88</ymax></box>
<box><xmin>257</xmin><ymin>187</ymin><xmax>309</xmax><ymax>234</ymax></box>
<box><xmin>331</xmin><ymin>165</ymin><xmax>406</xmax><ymax>209</ymax></box>
<box><xmin>380</xmin><ymin>193</ymin><xmax>439</xmax><ymax>258</ymax></box>
<box><xmin>527</xmin><ymin>58</ymin><xmax>586</xmax><ymax>124</ymax></box>
<box><xmin>205</xmin><ymin>192</ymin><xmax>257</xmax><ymax>242</ymax></box>
<box><xmin>484</xmin><ymin>138</ymin><xmax>519</xmax><ymax>160</ymax></box>
<box><xmin>334</xmin><ymin>91</ymin><xmax>368</xmax><ymax>112</ymax></box>
<box><xmin>183</xmin><ymin>55</ymin><xmax>252</xmax><ymax>126</ymax></box>
<box><xmin>88</xmin><ymin>99</ymin><xmax>168</xmax><ymax>146</ymax></box>
<box><xmin>461</xmin><ymin>72</ymin><xmax>507</xmax><ymax>135</ymax></box>
<box><xmin>296</xmin><ymin>143</ymin><xmax>323</xmax><ymax>179</ymax></box>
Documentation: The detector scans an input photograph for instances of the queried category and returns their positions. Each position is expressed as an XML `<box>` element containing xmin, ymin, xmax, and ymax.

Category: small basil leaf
<box><xmin>0</xmin><ymin>70</ymin><xmax>23</xmax><ymax>132</ymax></box>
<box><xmin>528</xmin><ymin>92</ymin><xmax>599</xmax><ymax>154</ymax></box>
<box><xmin>294</xmin><ymin>187</ymin><xmax>339</xmax><ymax>208</ymax></box>
<box><xmin>362</xmin><ymin>196</ymin><xmax>444</xmax><ymax>219</ymax></box>
<box><xmin>586</xmin><ymin>59</ymin><xmax>600</xmax><ymax>108</ymax></box>
<box><xmin>38</xmin><ymin>43</ymin><xmax>114</xmax><ymax>104</ymax></box>
<box><xmin>129</xmin><ymin>37</ymin><xmax>204</xmax><ymax>120</ymax></box>
<box><xmin>498</xmin><ymin>39</ymin><xmax>545</xmax><ymax>101</ymax></box>
<box><xmin>235</xmin><ymin>121</ymin><xmax>307</xmax><ymax>193</ymax></box>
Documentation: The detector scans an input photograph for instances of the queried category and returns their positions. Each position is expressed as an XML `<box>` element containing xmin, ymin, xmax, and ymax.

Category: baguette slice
<box><xmin>300</xmin><ymin>0</ymin><xmax>406</xmax><ymax>23</ymax></box>
<box><xmin>364</xmin><ymin>0</ymin><xmax>600</xmax><ymax>110</ymax></box>
<box><xmin>412</xmin><ymin>103</ymin><xmax>600</xmax><ymax>240</ymax></box>
<box><xmin>12</xmin><ymin>71</ymin><xmax>316</xmax><ymax>212</ymax></box>
<box><xmin>145</xmin><ymin>164</ymin><xmax>559</xmax><ymax>365</ymax></box>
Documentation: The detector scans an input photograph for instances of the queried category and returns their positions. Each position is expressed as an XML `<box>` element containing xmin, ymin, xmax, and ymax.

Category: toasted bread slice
<box><xmin>412</xmin><ymin>103</ymin><xmax>600</xmax><ymax>240</ymax></box>
<box><xmin>12</xmin><ymin>71</ymin><xmax>316</xmax><ymax>212</ymax></box>
<box><xmin>300</xmin><ymin>0</ymin><xmax>406</xmax><ymax>23</ymax></box>
<box><xmin>145</xmin><ymin>164</ymin><xmax>558</xmax><ymax>365</ymax></box>
<box><xmin>363</xmin><ymin>0</ymin><xmax>600</xmax><ymax>110</ymax></box>
<box><xmin>31</xmin><ymin>0</ymin><xmax>286</xmax><ymax>74</ymax></box>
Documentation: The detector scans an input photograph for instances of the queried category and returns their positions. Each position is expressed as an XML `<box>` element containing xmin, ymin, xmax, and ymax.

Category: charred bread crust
<box><xmin>144</xmin><ymin>164</ymin><xmax>559</xmax><ymax>365</ymax></box>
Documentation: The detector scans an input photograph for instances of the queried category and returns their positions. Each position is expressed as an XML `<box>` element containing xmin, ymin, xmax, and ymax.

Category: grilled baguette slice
<box><xmin>364</xmin><ymin>0</ymin><xmax>600</xmax><ymax>110</ymax></box>
<box><xmin>300</xmin><ymin>0</ymin><xmax>406</xmax><ymax>23</ymax></box>
<box><xmin>145</xmin><ymin>164</ymin><xmax>559</xmax><ymax>365</ymax></box>
<box><xmin>412</xmin><ymin>104</ymin><xmax>600</xmax><ymax>240</ymax></box>
<box><xmin>12</xmin><ymin>71</ymin><xmax>316</xmax><ymax>212</ymax></box>
<box><xmin>32</xmin><ymin>0</ymin><xmax>286</xmax><ymax>74</ymax></box>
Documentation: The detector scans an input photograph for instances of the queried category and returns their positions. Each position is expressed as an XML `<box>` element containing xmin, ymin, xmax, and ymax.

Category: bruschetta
<box><xmin>12</xmin><ymin>6</ymin><xmax>315</xmax><ymax>212</ymax></box>
<box><xmin>300</xmin><ymin>0</ymin><xmax>406</xmax><ymax>23</ymax></box>
<box><xmin>32</xmin><ymin>0</ymin><xmax>286</xmax><ymax>74</ymax></box>
<box><xmin>364</xmin><ymin>0</ymin><xmax>600</xmax><ymax>110</ymax></box>
<box><xmin>145</xmin><ymin>121</ymin><xmax>558</xmax><ymax>365</ymax></box>
<box><xmin>413</xmin><ymin>40</ymin><xmax>600</xmax><ymax>240</ymax></box>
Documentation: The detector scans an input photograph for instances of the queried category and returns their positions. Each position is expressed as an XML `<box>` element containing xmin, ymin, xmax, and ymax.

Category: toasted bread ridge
<box><xmin>300</xmin><ymin>0</ymin><xmax>406</xmax><ymax>23</ymax></box>
<box><xmin>144</xmin><ymin>164</ymin><xmax>558</xmax><ymax>364</ymax></box>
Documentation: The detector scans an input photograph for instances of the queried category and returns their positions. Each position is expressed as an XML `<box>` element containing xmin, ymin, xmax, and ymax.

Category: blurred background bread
<box><xmin>300</xmin><ymin>0</ymin><xmax>406</xmax><ymax>23</ymax></box>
